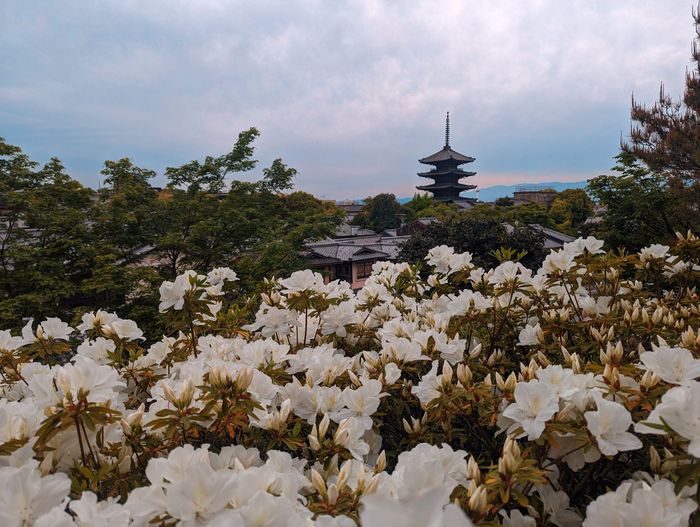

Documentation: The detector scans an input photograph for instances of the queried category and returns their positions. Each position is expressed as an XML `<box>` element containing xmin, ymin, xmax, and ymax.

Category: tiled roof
<box><xmin>306</xmin><ymin>235</ymin><xmax>409</xmax><ymax>263</ymax></box>
<box><xmin>416</xmin><ymin>182</ymin><xmax>477</xmax><ymax>191</ymax></box>
<box><xmin>419</xmin><ymin>146</ymin><xmax>475</xmax><ymax>165</ymax></box>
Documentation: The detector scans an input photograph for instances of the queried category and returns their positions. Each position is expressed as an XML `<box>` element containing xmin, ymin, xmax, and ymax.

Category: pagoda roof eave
<box><xmin>416</xmin><ymin>183</ymin><xmax>478</xmax><ymax>191</ymax></box>
<box><xmin>419</xmin><ymin>146</ymin><xmax>475</xmax><ymax>164</ymax></box>
<box><xmin>418</xmin><ymin>170</ymin><xmax>477</xmax><ymax>178</ymax></box>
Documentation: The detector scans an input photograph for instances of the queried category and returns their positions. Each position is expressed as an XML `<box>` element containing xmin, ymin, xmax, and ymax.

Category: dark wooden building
<box><xmin>416</xmin><ymin>113</ymin><xmax>478</xmax><ymax>203</ymax></box>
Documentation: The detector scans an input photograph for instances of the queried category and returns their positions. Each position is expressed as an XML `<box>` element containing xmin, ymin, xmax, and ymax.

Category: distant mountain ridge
<box><xmin>394</xmin><ymin>180</ymin><xmax>588</xmax><ymax>204</ymax></box>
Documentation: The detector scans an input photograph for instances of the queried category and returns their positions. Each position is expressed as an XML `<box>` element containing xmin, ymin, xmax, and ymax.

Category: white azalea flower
<box><xmin>636</xmin><ymin>381</ymin><xmax>700</xmax><ymax>456</ymax></box>
<box><xmin>639</xmin><ymin>244</ymin><xmax>670</xmax><ymax>263</ymax></box>
<box><xmin>55</xmin><ymin>355</ymin><xmax>125</xmax><ymax>404</ymax></box>
<box><xmin>0</xmin><ymin>463</ymin><xmax>71</xmax><ymax>527</ymax></box>
<box><xmin>104</xmin><ymin>318</ymin><xmax>144</xmax><ymax>341</ymax></box>
<box><xmin>76</xmin><ymin>310</ymin><xmax>119</xmax><ymax>333</ymax></box>
<box><xmin>500</xmin><ymin>509</ymin><xmax>536</xmax><ymax>526</ymax></box>
<box><xmin>517</xmin><ymin>323</ymin><xmax>543</xmax><ymax>346</ymax></box>
<box><xmin>206</xmin><ymin>267</ymin><xmax>238</xmax><ymax>286</ymax></box>
<box><xmin>75</xmin><ymin>337</ymin><xmax>116</xmax><ymax>364</ymax></box>
<box><xmin>584</xmin><ymin>397</ymin><xmax>642</xmax><ymax>456</ymax></box>
<box><xmin>337</xmin><ymin>379</ymin><xmax>384</xmax><ymax>430</ymax></box>
<box><xmin>164</xmin><ymin>463</ymin><xmax>237</xmax><ymax>524</ymax></box>
<box><xmin>0</xmin><ymin>329</ymin><xmax>24</xmax><ymax>352</ymax></box>
<box><xmin>279</xmin><ymin>269</ymin><xmax>325</xmax><ymax>293</ymax></box>
<box><xmin>639</xmin><ymin>345</ymin><xmax>700</xmax><ymax>385</ymax></box>
<box><xmin>502</xmin><ymin>381</ymin><xmax>559</xmax><ymax>440</ymax></box>
<box><xmin>69</xmin><ymin>491</ymin><xmax>130</xmax><ymax>527</ymax></box>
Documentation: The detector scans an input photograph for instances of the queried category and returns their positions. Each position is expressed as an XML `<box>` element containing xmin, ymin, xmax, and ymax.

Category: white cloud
<box><xmin>0</xmin><ymin>0</ymin><xmax>695</xmax><ymax>197</ymax></box>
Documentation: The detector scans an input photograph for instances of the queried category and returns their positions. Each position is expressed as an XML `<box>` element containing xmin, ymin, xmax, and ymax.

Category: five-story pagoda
<box><xmin>416</xmin><ymin>113</ymin><xmax>477</xmax><ymax>203</ymax></box>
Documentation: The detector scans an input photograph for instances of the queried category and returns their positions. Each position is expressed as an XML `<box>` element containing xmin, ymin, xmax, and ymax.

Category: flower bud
<box><xmin>640</xmin><ymin>370</ymin><xmax>659</xmax><ymax>390</ymax></box>
<box><xmin>457</xmin><ymin>363</ymin><xmax>473</xmax><ymax>387</ymax></box>
<box><xmin>319</xmin><ymin>413</ymin><xmax>330</xmax><ymax>439</ymax></box>
<box><xmin>468</xmin><ymin>485</ymin><xmax>488</xmax><ymax>514</ymax></box>
<box><xmin>469</xmin><ymin>343</ymin><xmax>482</xmax><ymax>359</ymax></box>
<box><xmin>308</xmin><ymin>434</ymin><xmax>321</xmax><ymax>451</ymax></box>
<box><xmin>181</xmin><ymin>378</ymin><xmax>195</xmax><ymax>406</ymax></box>
<box><xmin>120</xmin><ymin>419</ymin><xmax>132</xmax><ymax>436</ymax></box>
<box><xmin>467</xmin><ymin>456</ymin><xmax>481</xmax><ymax>481</ymax></box>
<box><xmin>504</xmin><ymin>372</ymin><xmax>517</xmax><ymax>394</ymax></box>
<box><xmin>310</xmin><ymin>468</ymin><xmax>326</xmax><ymax>495</ymax></box>
<box><xmin>162</xmin><ymin>383</ymin><xmax>178</xmax><ymax>406</ymax></box>
<box><xmin>235</xmin><ymin>366</ymin><xmax>254</xmax><ymax>391</ymax></box>
<box><xmin>209</xmin><ymin>364</ymin><xmax>233</xmax><ymax>387</ymax></box>
<box><xmin>337</xmin><ymin>461</ymin><xmax>351</xmax><ymax>489</ymax></box>
<box><xmin>561</xmin><ymin>345</ymin><xmax>571</xmax><ymax>363</ymax></box>
<box><xmin>375</xmin><ymin>451</ymin><xmax>387</xmax><ymax>473</ymax></box>
<box><xmin>364</xmin><ymin>473</ymin><xmax>381</xmax><ymax>495</ymax></box>
<box><xmin>327</xmin><ymin>483</ymin><xmax>339</xmax><ymax>505</ymax></box>
<box><xmin>348</xmin><ymin>370</ymin><xmax>361</xmax><ymax>387</ymax></box>
<box><xmin>570</xmin><ymin>353</ymin><xmax>581</xmax><ymax>374</ymax></box>
<box><xmin>498</xmin><ymin>451</ymin><xmax>519</xmax><ymax>476</ymax></box>
<box><xmin>649</xmin><ymin>445</ymin><xmax>661</xmax><ymax>473</ymax></box>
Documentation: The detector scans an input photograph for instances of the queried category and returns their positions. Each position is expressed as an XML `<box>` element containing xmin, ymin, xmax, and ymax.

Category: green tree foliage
<box><xmin>400</xmin><ymin>194</ymin><xmax>459</xmax><ymax>222</ymax></box>
<box><xmin>398</xmin><ymin>216</ymin><xmax>547</xmax><ymax>269</ymax></box>
<box><xmin>0</xmin><ymin>131</ymin><xmax>343</xmax><ymax>333</ymax></box>
<box><xmin>494</xmin><ymin>196</ymin><xmax>514</xmax><ymax>207</ymax></box>
<box><xmin>549</xmin><ymin>188</ymin><xmax>594</xmax><ymax>234</ymax></box>
<box><xmin>459</xmin><ymin>203</ymin><xmax>558</xmax><ymax>231</ymax></box>
<box><xmin>0</xmin><ymin>141</ymin><xmax>101</xmax><ymax>326</ymax></box>
<box><xmin>587</xmin><ymin>153</ymin><xmax>679</xmax><ymax>251</ymax></box>
<box><xmin>453</xmin><ymin>194</ymin><xmax>593</xmax><ymax>237</ymax></box>
<box><xmin>155</xmin><ymin>129</ymin><xmax>343</xmax><ymax>287</ymax></box>
<box><xmin>619</xmin><ymin>9</ymin><xmax>700</xmax><ymax>235</ymax></box>
<box><xmin>351</xmin><ymin>193</ymin><xmax>402</xmax><ymax>232</ymax></box>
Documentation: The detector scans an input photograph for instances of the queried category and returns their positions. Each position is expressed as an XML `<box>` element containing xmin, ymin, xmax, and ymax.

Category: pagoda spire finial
<box><xmin>445</xmin><ymin>111</ymin><xmax>450</xmax><ymax>147</ymax></box>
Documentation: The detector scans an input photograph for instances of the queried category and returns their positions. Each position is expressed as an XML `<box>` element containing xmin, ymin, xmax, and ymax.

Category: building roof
<box><xmin>502</xmin><ymin>223</ymin><xmax>576</xmax><ymax>250</ymax></box>
<box><xmin>334</xmin><ymin>223</ymin><xmax>377</xmax><ymax>237</ymax></box>
<box><xmin>419</xmin><ymin>146</ymin><xmax>475</xmax><ymax>165</ymax></box>
<box><xmin>336</xmin><ymin>203</ymin><xmax>364</xmax><ymax>213</ymax></box>
<box><xmin>454</xmin><ymin>200</ymin><xmax>478</xmax><ymax>209</ymax></box>
<box><xmin>416</xmin><ymin>182</ymin><xmax>477</xmax><ymax>191</ymax></box>
<box><xmin>528</xmin><ymin>224</ymin><xmax>576</xmax><ymax>248</ymax></box>
<box><xmin>305</xmin><ymin>234</ymin><xmax>410</xmax><ymax>264</ymax></box>
<box><xmin>417</xmin><ymin>168</ymin><xmax>476</xmax><ymax>178</ymax></box>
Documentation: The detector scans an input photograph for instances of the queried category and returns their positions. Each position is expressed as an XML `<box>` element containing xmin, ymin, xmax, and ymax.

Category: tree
<box><xmin>495</xmin><ymin>197</ymin><xmax>514</xmax><ymax>207</ymax></box>
<box><xmin>0</xmin><ymin>130</ymin><xmax>343</xmax><ymax>334</ymax></box>
<box><xmin>154</xmin><ymin>129</ymin><xmax>343</xmax><ymax>289</ymax></box>
<box><xmin>164</xmin><ymin>128</ymin><xmax>260</xmax><ymax>195</ymax></box>
<box><xmin>587</xmin><ymin>153</ymin><xmax>679</xmax><ymax>251</ymax></box>
<box><xmin>400</xmin><ymin>194</ymin><xmax>459</xmax><ymax>222</ymax></box>
<box><xmin>352</xmin><ymin>193</ymin><xmax>402</xmax><ymax>232</ymax></box>
<box><xmin>0</xmin><ymin>141</ymin><xmax>97</xmax><ymax>326</ymax></box>
<box><xmin>620</xmin><ymin>8</ymin><xmax>700</xmax><ymax>234</ymax></box>
<box><xmin>549</xmin><ymin>188</ymin><xmax>594</xmax><ymax>234</ymax></box>
<box><xmin>95</xmin><ymin>158</ymin><xmax>158</xmax><ymax>259</ymax></box>
<box><xmin>399</xmin><ymin>216</ymin><xmax>546</xmax><ymax>269</ymax></box>
<box><xmin>462</xmin><ymin>202</ymin><xmax>557</xmax><ymax>230</ymax></box>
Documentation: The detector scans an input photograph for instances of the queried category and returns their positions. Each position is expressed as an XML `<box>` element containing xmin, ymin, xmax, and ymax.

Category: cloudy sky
<box><xmin>0</xmin><ymin>1</ymin><xmax>696</xmax><ymax>199</ymax></box>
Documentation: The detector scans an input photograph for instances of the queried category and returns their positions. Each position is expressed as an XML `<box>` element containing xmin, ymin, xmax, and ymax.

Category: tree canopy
<box><xmin>616</xmin><ymin>9</ymin><xmax>700</xmax><ymax>236</ymax></box>
<box><xmin>398</xmin><ymin>215</ymin><xmax>547</xmax><ymax>269</ymax></box>
<box><xmin>0</xmin><ymin>131</ymin><xmax>343</xmax><ymax>335</ymax></box>
<box><xmin>351</xmin><ymin>193</ymin><xmax>403</xmax><ymax>232</ymax></box>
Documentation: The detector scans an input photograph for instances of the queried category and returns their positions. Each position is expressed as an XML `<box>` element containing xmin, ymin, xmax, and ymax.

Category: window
<box><xmin>356</xmin><ymin>261</ymin><xmax>374</xmax><ymax>279</ymax></box>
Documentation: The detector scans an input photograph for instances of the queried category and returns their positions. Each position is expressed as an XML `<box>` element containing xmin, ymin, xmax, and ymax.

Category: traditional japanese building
<box><xmin>416</xmin><ymin>113</ymin><xmax>478</xmax><ymax>203</ymax></box>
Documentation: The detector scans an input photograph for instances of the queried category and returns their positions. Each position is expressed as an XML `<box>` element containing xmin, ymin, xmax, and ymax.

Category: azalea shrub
<box><xmin>1</xmin><ymin>232</ymin><xmax>700</xmax><ymax>526</ymax></box>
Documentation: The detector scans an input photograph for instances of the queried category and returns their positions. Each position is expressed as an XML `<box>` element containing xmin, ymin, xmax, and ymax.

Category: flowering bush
<box><xmin>1</xmin><ymin>233</ymin><xmax>700</xmax><ymax>526</ymax></box>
